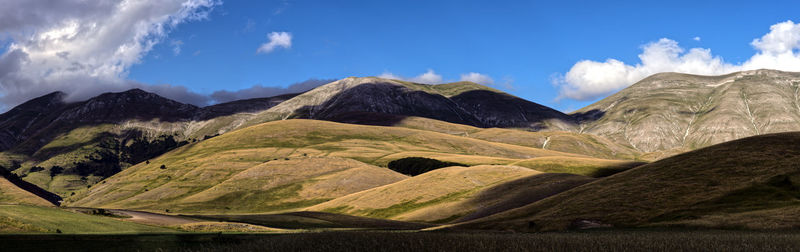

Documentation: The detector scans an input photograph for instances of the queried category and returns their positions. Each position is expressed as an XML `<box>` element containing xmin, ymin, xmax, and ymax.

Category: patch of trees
<box><xmin>49</xmin><ymin>166</ymin><xmax>64</xmax><ymax>178</ymax></box>
<box><xmin>387</xmin><ymin>157</ymin><xmax>466</xmax><ymax>176</ymax></box>
<box><xmin>66</xmin><ymin>134</ymin><xmax>188</xmax><ymax>178</ymax></box>
<box><xmin>120</xmin><ymin>135</ymin><xmax>189</xmax><ymax>165</ymax></box>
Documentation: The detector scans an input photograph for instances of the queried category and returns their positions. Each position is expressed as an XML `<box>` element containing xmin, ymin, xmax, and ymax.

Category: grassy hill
<box><xmin>307</xmin><ymin>165</ymin><xmax>540</xmax><ymax>223</ymax></box>
<box><xmin>0</xmin><ymin>177</ymin><xmax>52</xmax><ymax>206</ymax></box>
<box><xmin>457</xmin><ymin>132</ymin><xmax>800</xmax><ymax>231</ymax></box>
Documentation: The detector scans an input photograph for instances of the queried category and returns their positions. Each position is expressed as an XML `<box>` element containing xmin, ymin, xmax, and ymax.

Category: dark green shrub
<box><xmin>387</xmin><ymin>157</ymin><xmax>466</xmax><ymax>176</ymax></box>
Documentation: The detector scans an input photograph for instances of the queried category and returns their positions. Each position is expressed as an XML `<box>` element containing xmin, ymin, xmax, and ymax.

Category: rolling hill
<box><xmin>456</xmin><ymin>132</ymin><xmax>800</xmax><ymax>231</ymax></box>
<box><xmin>574</xmin><ymin>69</ymin><xmax>800</xmax><ymax>153</ymax></box>
<box><xmin>66</xmin><ymin>119</ymin><xmax>634</xmax><ymax>214</ymax></box>
<box><xmin>307</xmin><ymin>165</ymin><xmax>540</xmax><ymax>223</ymax></box>
<box><xmin>0</xmin><ymin>176</ymin><xmax>52</xmax><ymax>206</ymax></box>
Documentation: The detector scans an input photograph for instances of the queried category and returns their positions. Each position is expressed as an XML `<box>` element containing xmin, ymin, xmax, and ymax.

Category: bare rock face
<box><xmin>574</xmin><ymin>69</ymin><xmax>800</xmax><ymax>152</ymax></box>
<box><xmin>267</xmin><ymin>77</ymin><xmax>576</xmax><ymax>130</ymax></box>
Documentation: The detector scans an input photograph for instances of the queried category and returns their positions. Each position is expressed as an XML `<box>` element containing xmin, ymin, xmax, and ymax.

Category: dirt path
<box><xmin>65</xmin><ymin>207</ymin><xmax>202</xmax><ymax>226</ymax></box>
<box><xmin>107</xmin><ymin>209</ymin><xmax>201</xmax><ymax>226</ymax></box>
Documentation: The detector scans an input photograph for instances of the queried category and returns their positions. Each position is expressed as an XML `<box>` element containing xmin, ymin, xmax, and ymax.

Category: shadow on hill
<box><xmin>289</xmin><ymin>83</ymin><xmax>481</xmax><ymax>126</ymax></box>
<box><xmin>571</xmin><ymin>109</ymin><xmax>606</xmax><ymax>123</ymax></box>
<box><xmin>450</xmin><ymin>90</ymin><xmax>578</xmax><ymax>129</ymax></box>
<box><xmin>0</xmin><ymin>166</ymin><xmax>62</xmax><ymax>205</ymax></box>
<box><xmin>455</xmin><ymin>173</ymin><xmax>595</xmax><ymax>223</ymax></box>
<box><xmin>197</xmin><ymin>93</ymin><xmax>301</xmax><ymax>120</ymax></box>
<box><xmin>288</xmin><ymin>83</ymin><xmax>576</xmax><ymax>130</ymax></box>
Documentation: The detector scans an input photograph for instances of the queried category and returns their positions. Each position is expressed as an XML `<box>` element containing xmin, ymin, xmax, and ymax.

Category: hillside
<box><xmin>357</xmin><ymin>116</ymin><xmax>642</xmax><ymax>160</ymax></box>
<box><xmin>457</xmin><ymin>132</ymin><xmax>800</xmax><ymax>231</ymax></box>
<box><xmin>0</xmin><ymin>176</ymin><xmax>52</xmax><ymax>206</ymax></box>
<box><xmin>266</xmin><ymin>77</ymin><xmax>577</xmax><ymax>131</ymax></box>
<box><xmin>574</xmin><ymin>69</ymin><xmax>800</xmax><ymax>153</ymax></box>
<box><xmin>66</xmin><ymin>119</ymin><xmax>633</xmax><ymax>214</ymax></box>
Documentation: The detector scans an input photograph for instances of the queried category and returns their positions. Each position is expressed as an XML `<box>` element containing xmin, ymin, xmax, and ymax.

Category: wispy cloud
<box><xmin>171</xmin><ymin>40</ymin><xmax>184</xmax><ymax>55</ymax></box>
<box><xmin>459</xmin><ymin>72</ymin><xmax>494</xmax><ymax>85</ymax></box>
<box><xmin>257</xmin><ymin>32</ymin><xmax>292</xmax><ymax>54</ymax></box>
<box><xmin>210</xmin><ymin>79</ymin><xmax>334</xmax><ymax>103</ymax></box>
<box><xmin>554</xmin><ymin>20</ymin><xmax>800</xmax><ymax>101</ymax></box>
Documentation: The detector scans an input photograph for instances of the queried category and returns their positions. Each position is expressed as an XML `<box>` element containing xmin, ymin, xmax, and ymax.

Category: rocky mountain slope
<box><xmin>574</xmin><ymin>69</ymin><xmax>800</xmax><ymax>153</ymax></box>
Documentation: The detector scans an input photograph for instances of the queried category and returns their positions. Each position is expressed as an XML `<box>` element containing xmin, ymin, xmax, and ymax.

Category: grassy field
<box><xmin>0</xmin><ymin>205</ymin><xmax>174</xmax><ymax>233</ymax></box>
<box><xmin>2</xmin><ymin>230</ymin><xmax>800</xmax><ymax>251</ymax></box>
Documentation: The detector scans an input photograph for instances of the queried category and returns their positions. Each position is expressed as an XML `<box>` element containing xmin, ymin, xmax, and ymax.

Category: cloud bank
<box><xmin>257</xmin><ymin>32</ymin><xmax>292</xmax><ymax>54</ymax></box>
<box><xmin>556</xmin><ymin>20</ymin><xmax>800</xmax><ymax>101</ymax></box>
<box><xmin>210</xmin><ymin>79</ymin><xmax>334</xmax><ymax>103</ymax></box>
<box><xmin>0</xmin><ymin>0</ymin><xmax>221</xmax><ymax>109</ymax></box>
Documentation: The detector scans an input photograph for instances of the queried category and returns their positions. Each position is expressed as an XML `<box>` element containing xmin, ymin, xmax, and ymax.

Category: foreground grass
<box><xmin>2</xmin><ymin>230</ymin><xmax>800</xmax><ymax>252</ymax></box>
<box><xmin>0</xmin><ymin>205</ymin><xmax>174</xmax><ymax>233</ymax></box>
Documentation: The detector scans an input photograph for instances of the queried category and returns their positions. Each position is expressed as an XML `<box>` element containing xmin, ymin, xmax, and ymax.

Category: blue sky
<box><xmin>1</xmin><ymin>0</ymin><xmax>799</xmax><ymax>112</ymax></box>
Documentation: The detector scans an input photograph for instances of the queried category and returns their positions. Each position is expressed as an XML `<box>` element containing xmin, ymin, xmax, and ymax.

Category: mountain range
<box><xmin>2</xmin><ymin>69</ymin><xmax>800</xmax><ymax>233</ymax></box>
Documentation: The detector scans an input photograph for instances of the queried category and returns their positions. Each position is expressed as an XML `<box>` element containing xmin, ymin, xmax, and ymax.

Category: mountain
<box><xmin>0</xmin><ymin>77</ymin><xmax>608</xmax><ymax>196</ymax></box>
<box><xmin>574</xmin><ymin>69</ymin><xmax>800</xmax><ymax>153</ymax></box>
<box><xmin>456</xmin><ymin>132</ymin><xmax>800</xmax><ymax>231</ymax></box>
<box><xmin>266</xmin><ymin>77</ymin><xmax>577</xmax><ymax>131</ymax></box>
<box><xmin>0</xmin><ymin>89</ymin><xmax>298</xmax><ymax>196</ymax></box>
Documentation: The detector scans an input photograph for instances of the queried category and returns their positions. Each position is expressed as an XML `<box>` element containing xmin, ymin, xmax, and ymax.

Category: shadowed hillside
<box><xmin>457</xmin><ymin>132</ymin><xmax>800</xmax><ymax>231</ymax></box>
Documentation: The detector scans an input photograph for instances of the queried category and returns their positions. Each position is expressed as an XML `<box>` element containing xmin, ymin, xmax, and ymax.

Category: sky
<box><xmin>0</xmin><ymin>0</ymin><xmax>799</xmax><ymax>112</ymax></box>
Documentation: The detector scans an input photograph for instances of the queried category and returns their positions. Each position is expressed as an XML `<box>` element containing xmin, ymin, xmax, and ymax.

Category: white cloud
<box><xmin>693</xmin><ymin>36</ymin><xmax>701</xmax><ymax>41</ymax></box>
<box><xmin>171</xmin><ymin>40</ymin><xmax>184</xmax><ymax>55</ymax></box>
<box><xmin>556</xmin><ymin>20</ymin><xmax>800</xmax><ymax>101</ymax></box>
<box><xmin>0</xmin><ymin>0</ymin><xmax>220</xmax><ymax>108</ymax></box>
<box><xmin>379</xmin><ymin>69</ymin><xmax>443</xmax><ymax>84</ymax></box>
<box><xmin>256</xmin><ymin>31</ymin><xmax>292</xmax><ymax>54</ymax></box>
<box><xmin>459</xmin><ymin>72</ymin><xmax>494</xmax><ymax>85</ymax></box>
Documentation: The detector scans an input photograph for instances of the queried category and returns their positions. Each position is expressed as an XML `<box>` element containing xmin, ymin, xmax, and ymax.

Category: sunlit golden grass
<box><xmin>306</xmin><ymin>165</ymin><xmax>539</xmax><ymax>222</ymax></box>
